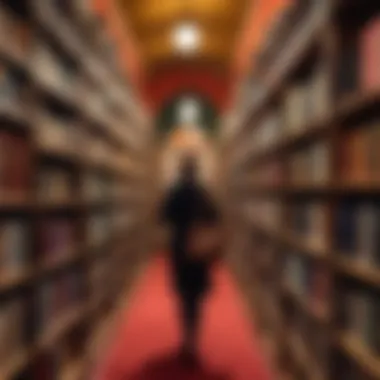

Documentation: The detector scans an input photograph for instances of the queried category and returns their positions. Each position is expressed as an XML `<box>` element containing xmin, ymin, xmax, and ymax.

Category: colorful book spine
<box><xmin>335</xmin><ymin>201</ymin><xmax>358</xmax><ymax>255</ymax></box>
<box><xmin>0</xmin><ymin>298</ymin><xmax>24</xmax><ymax>367</ymax></box>
<box><xmin>360</xmin><ymin>16</ymin><xmax>380</xmax><ymax>91</ymax></box>
<box><xmin>0</xmin><ymin>220</ymin><xmax>28</xmax><ymax>278</ymax></box>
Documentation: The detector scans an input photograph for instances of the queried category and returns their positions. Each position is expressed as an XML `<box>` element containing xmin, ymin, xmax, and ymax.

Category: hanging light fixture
<box><xmin>172</xmin><ymin>22</ymin><xmax>201</xmax><ymax>55</ymax></box>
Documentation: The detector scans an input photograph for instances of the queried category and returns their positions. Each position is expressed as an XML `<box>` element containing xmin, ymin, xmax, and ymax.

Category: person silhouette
<box><xmin>161</xmin><ymin>155</ymin><xmax>220</xmax><ymax>364</ymax></box>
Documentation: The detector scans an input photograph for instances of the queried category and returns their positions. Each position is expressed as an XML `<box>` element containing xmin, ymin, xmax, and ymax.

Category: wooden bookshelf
<box><xmin>225</xmin><ymin>1</ymin><xmax>380</xmax><ymax>379</ymax></box>
<box><xmin>0</xmin><ymin>0</ymin><xmax>152</xmax><ymax>379</ymax></box>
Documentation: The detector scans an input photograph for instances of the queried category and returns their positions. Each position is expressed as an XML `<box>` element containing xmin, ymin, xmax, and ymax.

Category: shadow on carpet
<box><xmin>129</xmin><ymin>353</ymin><xmax>231</xmax><ymax>380</ymax></box>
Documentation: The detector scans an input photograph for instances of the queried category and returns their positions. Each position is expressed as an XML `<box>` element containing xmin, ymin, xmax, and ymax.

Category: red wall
<box><xmin>144</xmin><ymin>64</ymin><xmax>232</xmax><ymax>114</ymax></box>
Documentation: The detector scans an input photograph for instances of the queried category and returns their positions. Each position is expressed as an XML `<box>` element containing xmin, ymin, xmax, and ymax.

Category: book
<box><xmin>337</xmin><ymin>32</ymin><xmax>359</xmax><ymax>95</ymax></box>
<box><xmin>0</xmin><ymin>219</ymin><xmax>28</xmax><ymax>279</ymax></box>
<box><xmin>0</xmin><ymin>298</ymin><xmax>25</xmax><ymax>367</ymax></box>
<box><xmin>345</xmin><ymin>289</ymin><xmax>379</xmax><ymax>354</ymax></box>
<box><xmin>360</xmin><ymin>15</ymin><xmax>380</xmax><ymax>91</ymax></box>
<box><xmin>285</xmin><ymin>83</ymin><xmax>307</xmax><ymax>134</ymax></box>
<box><xmin>335</xmin><ymin>201</ymin><xmax>358</xmax><ymax>255</ymax></box>
<box><xmin>341</xmin><ymin>128</ymin><xmax>370</xmax><ymax>183</ymax></box>
<box><xmin>308</xmin><ymin>202</ymin><xmax>328</xmax><ymax>249</ymax></box>
<box><xmin>309</xmin><ymin>264</ymin><xmax>329</xmax><ymax>312</ymax></box>
<box><xmin>311</xmin><ymin>63</ymin><xmax>330</xmax><ymax>120</ymax></box>
<box><xmin>356</xmin><ymin>202</ymin><xmax>380</xmax><ymax>265</ymax></box>
<box><xmin>0</xmin><ymin>132</ymin><xmax>31</xmax><ymax>195</ymax></box>
<box><xmin>309</xmin><ymin>143</ymin><xmax>330</xmax><ymax>184</ymax></box>
<box><xmin>367</xmin><ymin>122</ymin><xmax>380</xmax><ymax>182</ymax></box>
<box><xmin>38</xmin><ymin>219</ymin><xmax>74</xmax><ymax>265</ymax></box>
<box><xmin>0</xmin><ymin>64</ymin><xmax>19</xmax><ymax>109</ymax></box>
<box><xmin>38</xmin><ymin>168</ymin><xmax>73</xmax><ymax>202</ymax></box>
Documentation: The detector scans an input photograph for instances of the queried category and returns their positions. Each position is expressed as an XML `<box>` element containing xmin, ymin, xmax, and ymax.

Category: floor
<box><xmin>94</xmin><ymin>257</ymin><xmax>273</xmax><ymax>380</ymax></box>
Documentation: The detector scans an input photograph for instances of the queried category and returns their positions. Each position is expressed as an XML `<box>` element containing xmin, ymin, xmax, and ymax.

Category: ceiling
<box><xmin>117</xmin><ymin>0</ymin><xmax>250</xmax><ymax>73</ymax></box>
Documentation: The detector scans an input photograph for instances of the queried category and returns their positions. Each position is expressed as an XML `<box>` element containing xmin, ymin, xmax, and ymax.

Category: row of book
<box><xmin>339</xmin><ymin>123</ymin><xmax>380</xmax><ymax>184</ymax></box>
<box><xmin>36</xmin><ymin>270</ymin><xmax>85</xmax><ymax>335</ymax></box>
<box><xmin>239</xmin><ymin>65</ymin><xmax>329</xmax><ymax>160</ymax></box>
<box><xmin>289</xmin><ymin>201</ymin><xmax>328</xmax><ymax>250</ymax></box>
<box><xmin>0</xmin><ymin>63</ymin><xmax>25</xmax><ymax>111</ymax></box>
<box><xmin>87</xmin><ymin>214</ymin><xmax>112</xmax><ymax>247</ymax></box>
<box><xmin>11</xmin><ymin>335</ymin><xmax>87</xmax><ymax>380</ymax></box>
<box><xmin>244</xmin><ymin>198</ymin><xmax>282</xmax><ymax>230</ymax></box>
<box><xmin>284</xmin><ymin>307</ymin><xmax>329</xmax><ymax>376</ymax></box>
<box><xmin>283</xmin><ymin>63</ymin><xmax>329</xmax><ymax>134</ymax></box>
<box><xmin>39</xmin><ymin>165</ymin><xmax>131</xmax><ymax>203</ymax></box>
<box><xmin>0</xmin><ymin>219</ymin><xmax>30</xmax><ymax>279</ymax></box>
<box><xmin>31</xmin><ymin>39</ymin><xmax>79</xmax><ymax>100</ymax></box>
<box><xmin>0</xmin><ymin>130</ymin><xmax>31</xmax><ymax>196</ymax></box>
<box><xmin>284</xmin><ymin>253</ymin><xmax>330</xmax><ymax>312</ymax></box>
<box><xmin>90</xmin><ymin>256</ymin><xmax>111</xmax><ymax>307</ymax></box>
<box><xmin>343</xmin><ymin>288</ymin><xmax>380</xmax><ymax>357</ymax></box>
<box><xmin>0</xmin><ymin>3</ymin><xmax>32</xmax><ymax>62</ymax></box>
<box><xmin>249</xmin><ymin>160</ymin><xmax>284</xmax><ymax>186</ymax></box>
<box><xmin>335</xmin><ymin>200</ymin><xmax>380</xmax><ymax>265</ymax></box>
<box><xmin>0</xmin><ymin>212</ymin><xmax>131</xmax><ymax>281</ymax></box>
<box><xmin>0</xmin><ymin>268</ymin><xmax>85</xmax><ymax>369</ymax></box>
<box><xmin>255</xmin><ymin>0</ymin><xmax>315</xmax><ymax>79</ymax></box>
<box><xmin>38</xmin><ymin>166</ymin><xmax>75</xmax><ymax>203</ymax></box>
<box><xmin>338</xmin><ymin>14</ymin><xmax>380</xmax><ymax>94</ymax></box>
<box><xmin>37</xmin><ymin>218</ymin><xmax>77</xmax><ymax>265</ymax></box>
<box><xmin>0</xmin><ymin>296</ymin><xmax>26</xmax><ymax>368</ymax></box>
<box><xmin>290</xmin><ymin>142</ymin><xmax>330</xmax><ymax>185</ymax></box>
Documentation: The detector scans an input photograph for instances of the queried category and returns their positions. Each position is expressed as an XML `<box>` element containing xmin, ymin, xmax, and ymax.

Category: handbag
<box><xmin>187</xmin><ymin>222</ymin><xmax>223</xmax><ymax>262</ymax></box>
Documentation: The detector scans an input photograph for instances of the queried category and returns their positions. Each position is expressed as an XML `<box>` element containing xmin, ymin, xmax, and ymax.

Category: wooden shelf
<box><xmin>336</xmin><ymin>332</ymin><xmax>380</xmax><ymax>379</ymax></box>
<box><xmin>231</xmin><ymin>6</ymin><xmax>326</xmax><ymax>142</ymax></box>
<box><xmin>37</xmin><ymin>305</ymin><xmax>88</xmax><ymax>349</ymax></box>
<box><xmin>0</xmin><ymin>2</ymin><xmax>148</xmax><ymax>380</ymax></box>
<box><xmin>282</xmin><ymin>284</ymin><xmax>330</xmax><ymax>324</ymax></box>
<box><xmin>0</xmin><ymin>347</ymin><xmax>32</xmax><ymax>380</ymax></box>
<box><xmin>234</xmin><ymin>89</ymin><xmax>380</xmax><ymax>168</ymax></box>
<box><xmin>334</xmin><ymin>256</ymin><xmax>380</xmax><ymax>289</ymax></box>
<box><xmin>60</xmin><ymin>359</ymin><xmax>84</xmax><ymax>380</ymax></box>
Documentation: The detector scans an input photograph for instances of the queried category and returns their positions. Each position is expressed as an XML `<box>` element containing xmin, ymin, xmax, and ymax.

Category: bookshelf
<box><xmin>0</xmin><ymin>1</ymin><xmax>152</xmax><ymax>379</ymax></box>
<box><xmin>224</xmin><ymin>1</ymin><xmax>380</xmax><ymax>379</ymax></box>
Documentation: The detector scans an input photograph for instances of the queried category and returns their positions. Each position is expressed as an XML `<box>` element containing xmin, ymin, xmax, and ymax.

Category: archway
<box><xmin>156</xmin><ymin>92</ymin><xmax>219</xmax><ymax>138</ymax></box>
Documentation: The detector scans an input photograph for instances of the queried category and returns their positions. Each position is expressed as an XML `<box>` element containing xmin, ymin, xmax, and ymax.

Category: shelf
<box><xmin>334</xmin><ymin>256</ymin><xmax>380</xmax><ymax>289</ymax></box>
<box><xmin>0</xmin><ymin>306</ymin><xmax>88</xmax><ymax>380</ymax></box>
<box><xmin>233</xmin><ymin>6</ymin><xmax>325</xmax><ymax>141</ymax></box>
<box><xmin>336</xmin><ymin>332</ymin><xmax>380</xmax><ymax>379</ymax></box>
<box><xmin>60</xmin><ymin>359</ymin><xmax>84</xmax><ymax>380</ymax></box>
<box><xmin>0</xmin><ymin>103</ymin><xmax>30</xmax><ymax>127</ymax></box>
<box><xmin>37</xmin><ymin>305</ymin><xmax>88</xmax><ymax>349</ymax></box>
<box><xmin>0</xmin><ymin>347</ymin><xmax>32</xmax><ymax>380</ymax></box>
<box><xmin>0</xmin><ymin>193</ymin><xmax>33</xmax><ymax>211</ymax></box>
<box><xmin>233</xmin><ymin>89</ymin><xmax>380</xmax><ymax>169</ymax></box>
<box><xmin>33</xmin><ymin>3</ymin><xmax>83</xmax><ymax>61</ymax></box>
<box><xmin>282</xmin><ymin>284</ymin><xmax>330</xmax><ymax>324</ymax></box>
<box><xmin>0</xmin><ymin>270</ymin><xmax>33</xmax><ymax>295</ymax></box>
<box><xmin>236</xmin><ymin>182</ymin><xmax>380</xmax><ymax>197</ymax></box>
<box><xmin>0</xmin><ymin>39</ymin><xmax>27</xmax><ymax>71</ymax></box>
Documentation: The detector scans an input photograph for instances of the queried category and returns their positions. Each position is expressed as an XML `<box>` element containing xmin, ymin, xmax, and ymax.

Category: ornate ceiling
<box><xmin>117</xmin><ymin>0</ymin><xmax>250</xmax><ymax>72</ymax></box>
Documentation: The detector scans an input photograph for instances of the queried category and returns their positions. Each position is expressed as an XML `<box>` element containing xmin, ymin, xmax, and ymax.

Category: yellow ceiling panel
<box><xmin>117</xmin><ymin>0</ymin><xmax>249</xmax><ymax>72</ymax></box>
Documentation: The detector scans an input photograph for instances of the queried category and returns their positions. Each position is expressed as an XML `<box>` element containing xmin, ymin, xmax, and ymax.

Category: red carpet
<box><xmin>94</xmin><ymin>258</ymin><xmax>273</xmax><ymax>380</ymax></box>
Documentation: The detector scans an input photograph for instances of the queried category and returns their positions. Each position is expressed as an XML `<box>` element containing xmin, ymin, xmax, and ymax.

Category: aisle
<box><xmin>95</xmin><ymin>257</ymin><xmax>273</xmax><ymax>380</ymax></box>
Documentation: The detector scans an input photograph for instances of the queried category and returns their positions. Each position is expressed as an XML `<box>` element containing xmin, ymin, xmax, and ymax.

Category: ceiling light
<box><xmin>172</xmin><ymin>22</ymin><xmax>201</xmax><ymax>55</ymax></box>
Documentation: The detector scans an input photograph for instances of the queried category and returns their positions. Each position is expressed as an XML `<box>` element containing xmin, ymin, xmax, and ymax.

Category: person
<box><xmin>161</xmin><ymin>155</ymin><xmax>220</xmax><ymax>364</ymax></box>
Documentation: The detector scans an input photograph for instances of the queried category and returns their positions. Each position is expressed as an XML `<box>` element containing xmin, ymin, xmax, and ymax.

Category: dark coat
<box><xmin>162</xmin><ymin>180</ymin><xmax>219</xmax><ymax>298</ymax></box>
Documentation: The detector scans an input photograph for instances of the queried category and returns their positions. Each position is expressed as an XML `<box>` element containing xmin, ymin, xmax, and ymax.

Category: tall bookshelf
<box><xmin>224</xmin><ymin>1</ymin><xmax>380</xmax><ymax>379</ymax></box>
<box><xmin>0</xmin><ymin>0</ymin><xmax>152</xmax><ymax>379</ymax></box>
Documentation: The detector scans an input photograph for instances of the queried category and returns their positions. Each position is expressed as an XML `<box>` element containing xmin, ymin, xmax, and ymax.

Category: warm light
<box><xmin>172</xmin><ymin>22</ymin><xmax>201</xmax><ymax>55</ymax></box>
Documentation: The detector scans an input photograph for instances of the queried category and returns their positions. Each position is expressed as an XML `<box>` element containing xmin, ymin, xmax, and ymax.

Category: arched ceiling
<box><xmin>117</xmin><ymin>0</ymin><xmax>250</xmax><ymax>73</ymax></box>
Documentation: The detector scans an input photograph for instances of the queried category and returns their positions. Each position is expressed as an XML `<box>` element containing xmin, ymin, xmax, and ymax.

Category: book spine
<box><xmin>360</xmin><ymin>16</ymin><xmax>380</xmax><ymax>91</ymax></box>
